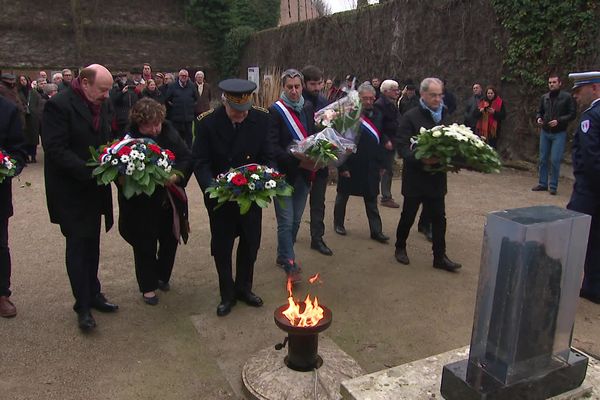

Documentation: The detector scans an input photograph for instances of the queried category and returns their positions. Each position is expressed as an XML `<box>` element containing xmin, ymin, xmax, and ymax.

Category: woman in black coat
<box><xmin>117</xmin><ymin>98</ymin><xmax>192</xmax><ymax>305</ymax></box>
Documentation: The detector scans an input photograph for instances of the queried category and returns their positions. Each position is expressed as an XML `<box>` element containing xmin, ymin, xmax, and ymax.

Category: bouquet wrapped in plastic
<box><xmin>205</xmin><ymin>164</ymin><xmax>293</xmax><ymax>215</ymax></box>
<box><xmin>314</xmin><ymin>90</ymin><xmax>362</xmax><ymax>142</ymax></box>
<box><xmin>289</xmin><ymin>128</ymin><xmax>357</xmax><ymax>167</ymax></box>
<box><xmin>412</xmin><ymin>124</ymin><xmax>502</xmax><ymax>173</ymax></box>
<box><xmin>87</xmin><ymin>137</ymin><xmax>180</xmax><ymax>199</ymax></box>
<box><xmin>0</xmin><ymin>148</ymin><xmax>18</xmax><ymax>183</ymax></box>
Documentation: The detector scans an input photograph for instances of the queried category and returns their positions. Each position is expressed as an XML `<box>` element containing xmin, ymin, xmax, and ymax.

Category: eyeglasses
<box><xmin>281</xmin><ymin>69</ymin><xmax>303</xmax><ymax>81</ymax></box>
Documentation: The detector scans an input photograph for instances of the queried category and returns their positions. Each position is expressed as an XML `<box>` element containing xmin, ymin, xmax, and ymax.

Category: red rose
<box><xmin>148</xmin><ymin>144</ymin><xmax>162</xmax><ymax>155</ymax></box>
<box><xmin>247</xmin><ymin>165</ymin><xmax>257</xmax><ymax>172</ymax></box>
<box><xmin>165</xmin><ymin>149</ymin><xmax>175</xmax><ymax>161</ymax></box>
<box><xmin>231</xmin><ymin>174</ymin><xmax>248</xmax><ymax>186</ymax></box>
<box><xmin>117</xmin><ymin>146</ymin><xmax>132</xmax><ymax>157</ymax></box>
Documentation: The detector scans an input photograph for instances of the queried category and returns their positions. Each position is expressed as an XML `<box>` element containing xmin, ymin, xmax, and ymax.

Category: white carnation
<box><xmin>120</xmin><ymin>155</ymin><xmax>130</xmax><ymax>163</ymax></box>
<box><xmin>130</xmin><ymin>150</ymin><xmax>140</xmax><ymax>159</ymax></box>
<box><xmin>432</xmin><ymin>131</ymin><xmax>442</xmax><ymax>138</ymax></box>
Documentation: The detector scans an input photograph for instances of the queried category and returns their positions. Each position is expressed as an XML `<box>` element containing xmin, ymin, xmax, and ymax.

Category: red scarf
<box><xmin>71</xmin><ymin>77</ymin><xmax>102</xmax><ymax>131</ymax></box>
<box><xmin>476</xmin><ymin>96</ymin><xmax>502</xmax><ymax>139</ymax></box>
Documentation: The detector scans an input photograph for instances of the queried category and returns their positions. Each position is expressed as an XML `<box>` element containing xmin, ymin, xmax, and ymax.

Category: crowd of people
<box><xmin>0</xmin><ymin>62</ymin><xmax>599</xmax><ymax>332</ymax></box>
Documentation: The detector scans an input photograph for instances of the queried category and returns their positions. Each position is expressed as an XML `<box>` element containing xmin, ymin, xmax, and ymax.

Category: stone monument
<box><xmin>441</xmin><ymin>205</ymin><xmax>591</xmax><ymax>399</ymax></box>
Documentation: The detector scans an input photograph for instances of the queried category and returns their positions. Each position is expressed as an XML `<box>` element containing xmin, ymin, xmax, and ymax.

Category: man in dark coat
<box><xmin>375</xmin><ymin>79</ymin><xmax>401</xmax><ymax>209</ymax></box>
<box><xmin>301</xmin><ymin>65</ymin><xmax>333</xmax><ymax>256</ymax></box>
<box><xmin>333</xmin><ymin>83</ymin><xmax>390</xmax><ymax>243</ymax></box>
<box><xmin>464</xmin><ymin>83</ymin><xmax>483</xmax><ymax>130</ymax></box>
<box><xmin>41</xmin><ymin>64</ymin><xmax>119</xmax><ymax>332</ymax></box>
<box><xmin>110</xmin><ymin>77</ymin><xmax>140</xmax><ymax>138</ymax></box>
<box><xmin>394</xmin><ymin>77</ymin><xmax>461</xmax><ymax>272</ymax></box>
<box><xmin>165</xmin><ymin>69</ymin><xmax>198</xmax><ymax>148</ymax></box>
<box><xmin>0</xmin><ymin>96</ymin><xmax>26</xmax><ymax>318</ymax></box>
<box><xmin>193</xmin><ymin>79</ymin><xmax>274</xmax><ymax>317</ymax></box>
<box><xmin>566</xmin><ymin>71</ymin><xmax>600</xmax><ymax>304</ymax></box>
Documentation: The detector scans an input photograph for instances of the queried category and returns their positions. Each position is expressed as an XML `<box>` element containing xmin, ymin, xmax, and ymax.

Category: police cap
<box><xmin>219</xmin><ymin>78</ymin><xmax>256</xmax><ymax>111</ymax></box>
<box><xmin>569</xmin><ymin>71</ymin><xmax>600</xmax><ymax>90</ymax></box>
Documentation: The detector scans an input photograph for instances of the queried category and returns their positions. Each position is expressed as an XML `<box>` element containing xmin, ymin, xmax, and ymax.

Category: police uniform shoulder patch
<box><xmin>252</xmin><ymin>105</ymin><xmax>269</xmax><ymax>114</ymax></box>
<box><xmin>197</xmin><ymin>109</ymin><xmax>214</xmax><ymax>121</ymax></box>
<box><xmin>581</xmin><ymin>119</ymin><xmax>590</xmax><ymax>133</ymax></box>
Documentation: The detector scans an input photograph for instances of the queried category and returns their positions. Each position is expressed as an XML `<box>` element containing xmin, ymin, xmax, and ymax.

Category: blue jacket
<box><xmin>572</xmin><ymin>99</ymin><xmax>600</xmax><ymax>197</ymax></box>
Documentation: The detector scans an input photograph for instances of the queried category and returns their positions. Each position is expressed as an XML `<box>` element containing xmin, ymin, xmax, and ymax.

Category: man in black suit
<box><xmin>193</xmin><ymin>79</ymin><xmax>274</xmax><ymax>317</ymax></box>
<box><xmin>394</xmin><ymin>77</ymin><xmax>461</xmax><ymax>272</ymax></box>
<box><xmin>0</xmin><ymin>96</ymin><xmax>26</xmax><ymax>318</ymax></box>
<box><xmin>41</xmin><ymin>64</ymin><xmax>119</xmax><ymax>332</ymax></box>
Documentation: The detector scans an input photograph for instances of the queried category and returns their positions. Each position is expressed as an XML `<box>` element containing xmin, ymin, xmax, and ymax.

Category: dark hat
<box><xmin>130</xmin><ymin>67</ymin><xmax>142</xmax><ymax>75</ymax></box>
<box><xmin>218</xmin><ymin>79</ymin><xmax>256</xmax><ymax>111</ymax></box>
<box><xmin>569</xmin><ymin>71</ymin><xmax>600</xmax><ymax>89</ymax></box>
<box><xmin>1</xmin><ymin>73</ymin><xmax>16</xmax><ymax>81</ymax></box>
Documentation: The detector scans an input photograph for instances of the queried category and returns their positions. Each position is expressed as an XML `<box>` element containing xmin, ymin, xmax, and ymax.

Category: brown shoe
<box><xmin>380</xmin><ymin>199</ymin><xmax>400</xmax><ymax>208</ymax></box>
<box><xmin>0</xmin><ymin>296</ymin><xmax>17</xmax><ymax>318</ymax></box>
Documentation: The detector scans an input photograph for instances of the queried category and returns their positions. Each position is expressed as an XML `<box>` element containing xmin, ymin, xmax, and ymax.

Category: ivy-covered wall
<box><xmin>241</xmin><ymin>0</ymin><xmax>600</xmax><ymax>159</ymax></box>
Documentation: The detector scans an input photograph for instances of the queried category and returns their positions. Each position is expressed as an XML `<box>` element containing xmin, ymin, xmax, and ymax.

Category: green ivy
<box><xmin>491</xmin><ymin>0</ymin><xmax>599</xmax><ymax>88</ymax></box>
<box><xmin>220</xmin><ymin>26</ymin><xmax>256</xmax><ymax>78</ymax></box>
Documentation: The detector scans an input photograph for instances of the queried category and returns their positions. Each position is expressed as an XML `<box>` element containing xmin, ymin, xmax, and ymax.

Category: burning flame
<box><xmin>282</xmin><ymin>276</ymin><xmax>324</xmax><ymax>327</ymax></box>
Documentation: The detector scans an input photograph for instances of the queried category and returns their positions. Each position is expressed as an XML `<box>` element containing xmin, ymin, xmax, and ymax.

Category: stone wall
<box><xmin>279</xmin><ymin>0</ymin><xmax>320</xmax><ymax>26</ymax></box>
<box><xmin>0</xmin><ymin>0</ymin><xmax>210</xmax><ymax>75</ymax></box>
<box><xmin>241</xmin><ymin>0</ymin><xmax>597</xmax><ymax>159</ymax></box>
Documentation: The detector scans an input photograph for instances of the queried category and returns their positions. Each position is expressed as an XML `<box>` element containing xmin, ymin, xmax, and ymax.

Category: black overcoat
<box><xmin>397</xmin><ymin>105</ymin><xmax>449</xmax><ymax>198</ymax></box>
<box><xmin>193</xmin><ymin>106</ymin><xmax>275</xmax><ymax>256</ymax></box>
<box><xmin>41</xmin><ymin>88</ymin><xmax>114</xmax><ymax>237</ymax></box>
<box><xmin>0</xmin><ymin>96</ymin><xmax>26</xmax><ymax>220</ymax></box>
<box><xmin>117</xmin><ymin>121</ymin><xmax>193</xmax><ymax>244</ymax></box>
<box><xmin>337</xmin><ymin>110</ymin><xmax>385</xmax><ymax>198</ymax></box>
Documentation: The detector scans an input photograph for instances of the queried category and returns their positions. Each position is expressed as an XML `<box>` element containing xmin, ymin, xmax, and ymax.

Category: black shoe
<box><xmin>418</xmin><ymin>225</ymin><xmax>433</xmax><ymax>242</ymax></box>
<box><xmin>580</xmin><ymin>289</ymin><xmax>600</xmax><ymax>304</ymax></box>
<box><xmin>217</xmin><ymin>300</ymin><xmax>236</xmax><ymax>316</ymax></box>
<box><xmin>236</xmin><ymin>291</ymin><xmax>264</xmax><ymax>307</ymax></box>
<box><xmin>158</xmin><ymin>280</ymin><xmax>170</xmax><ymax>292</ymax></box>
<box><xmin>395</xmin><ymin>248</ymin><xmax>410</xmax><ymax>265</ymax></box>
<box><xmin>531</xmin><ymin>185</ymin><xmax>547</xmax><ymax>191</ymax></box>
<box><xmin>311</xmin><ymin>239</ymin><xmax>333</xmax><ymax>256</ymax></box>
<box><xmin>91</xmin><ymin>293</ymin><xmax>119</xmax><ymax>312</ymax></box>
<box><xmin>370</xmin><ymin>232</ymin><xmax>389</xmax><ymax>243</ymax></box>
<box><xmin>77</xmin><ymin>310</ymin><xmax>96</xmax><ymax>332</ymax></box>
<box><xmin>142</xmin><ymin>293</ymin><xmax>159</xmax><ymax>306</ymax></box>
<box><xmin>549</xmin><ymin>188</ymin><xmax>557</xmax><ymax>195</ymax></box>
<box><xmin>433</xmin><ymin>255</ymin><xmax>462</xmax><ymax>272</ymax></box>
<box><xmin>334</xmin><ymin>225</ymin><xmax>346</xmax><ymax>235</ymax></box>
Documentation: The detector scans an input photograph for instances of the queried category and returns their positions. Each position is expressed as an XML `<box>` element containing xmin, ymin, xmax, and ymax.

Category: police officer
<box><xmin>193</xmin><ymin>79</ymin><xmax>275</xmax><ymax>316</ymax></box>
<box><xmin>567</xmin><ymin>71</ymin><xmax>600</xmax><ymax>304</ymax></box>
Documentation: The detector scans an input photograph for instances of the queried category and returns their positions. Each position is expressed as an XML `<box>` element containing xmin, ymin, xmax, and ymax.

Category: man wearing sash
<box><xmin>269</xmin><ymin>69</ymin><xmax>318</xmax><ymax>277</ymax></box>
<box><xmin>193</xmin><ymin>79</ymin><xmax>274</xmax><ymax>317</ymax></box>
<box><xmin>333</xmin><ymin>83</ymin><xmax>391</xmax><ymax>243</ymax></box>
<box><xmin>394</xmin><ymin>77</ymin><xmax>461</xmax><ymax>272</ymax></box>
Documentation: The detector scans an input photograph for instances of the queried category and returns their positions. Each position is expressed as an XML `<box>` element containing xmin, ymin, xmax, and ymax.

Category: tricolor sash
<box><xmin>274</xmin><ymin>100</ymin><xmax>308</xmax><ymax>141</ymax></box>
<box><xmin>360</xmin><ymin>116</ymin><xmax>380</xmax><ymax>144</ymax></box>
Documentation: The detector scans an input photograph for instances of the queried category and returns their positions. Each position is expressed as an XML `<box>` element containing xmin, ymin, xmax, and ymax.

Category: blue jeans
<box><xmin>274</xmin><ymin>176</ymin><xmax>311</xmax><ymax>263</ymax></box>
<box><xmin>538</xmin><ymin>130</ymin><xmax>566</xmax><ymax>190</ymax></box>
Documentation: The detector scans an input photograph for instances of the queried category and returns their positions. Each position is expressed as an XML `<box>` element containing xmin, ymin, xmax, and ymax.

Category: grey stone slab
<box><xmin>243</xmin><ymin>336</ymin><xmax>365</xmax><ymax>400</ymax></box>
<box><xmin>341</xmin><ymin>346</ymin><xmax>600</xmax><ymax>400</ymax></box>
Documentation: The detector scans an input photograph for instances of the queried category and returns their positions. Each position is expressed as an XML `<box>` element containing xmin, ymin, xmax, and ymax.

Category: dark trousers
<box><xmin>395</xmin><ymin>195</ymin><xmax>446</xmax><ymax>259</ymax></box>
<box><xmin>380</xmin><ymin>149</ymin><xmax>395</xmax><ymax>200</ymax></box>
<box><xmin>309</xmin><ymin>170</ymin><xmax>328</xmax><ymax>241</ymax></box>
<box><xmin>213</xmin><ymin>234</ymin><xmax>257</xmax><ymax>302</ymax></box>
<box><xmin>131</xmin><ymin>230</ymin><xmax>178</xmax><ymax>294</ymax></box>
<box><xmin>65</xmin><ymin>235</ymin><xmax>101</xmax><ymax>312</ymax></box>
<box><xmin>0</xmin><ymin>218</ymin><xmax>11</xmax><ymax>297</ymax></box>
<box><xmin>418</xmin><ymin>206</ymin><xmax>431</xmax><ymax>230</ymax></box>
<box><xmin>172</xmin><ymin>121</ymin><xmax>193</xmax><ymax>148</ymax></box>
<box><xmin>334</xmin><ymin>193</ymin><xmax>382</xmax><ymax>235</ymax></box>
<box><xmin>568</xmin><ymin>193</ymin><xmax>600</xmax><ymax>297</ymax></box>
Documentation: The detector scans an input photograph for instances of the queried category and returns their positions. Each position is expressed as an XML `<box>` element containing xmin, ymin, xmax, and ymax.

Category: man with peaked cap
<box><xmin>193</xmin><ymin>78</ymin><xmax>275</xmax><ymax>317</ymax></box>
<box><xmin>566</xmin><ymin>71</ymin><xmax>600</xmax><ymax>304</ymax></box>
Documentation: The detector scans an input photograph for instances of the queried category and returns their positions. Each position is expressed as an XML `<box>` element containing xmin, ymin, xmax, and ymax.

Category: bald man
<box><xmin>42</xmin><ymin>64</ymin><xmax>119</xmax><ymax>332</ymax></box>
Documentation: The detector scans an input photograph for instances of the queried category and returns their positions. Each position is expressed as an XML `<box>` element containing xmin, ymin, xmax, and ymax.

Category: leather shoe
<box><xmin>580</xmin><ymin>289</ymin><xmax>600</xmax><ymax>304</ymax></box>
<box><xmin>236</xmin><ymin>291</ymin><xmax>264</xmax><ymax>307</ymax></box>
<box><xmin>77</xmin><ymin>310</ymin><xmax>96</xmax><ymax>332</ymax></box>
<box><xmin>158</xmin><ymin>280</ymin><xmax>170</xmax><ymax>292</ymax></box>
<box><xmin>371</xmin><ymin>232</ymin><xmax>389</xmax><ymax>243</ymax></box>
<box><xmin>418</xmin><ymin>225</ymin><xmax>433</xmax><ymax>242</ymax></box>
<box><xmin>549</xmin><ymin>188</ymin><xmax>557</xmax><ymax>195</ymax></box>
<box><xmin>0</xmin><ymin>296</ymin><xmax>17</xmax><ymax>318</ymax></box>
<box><xmin>395</xmin><ymin>248</ymin><xmax>410</xmax><ymax>265</ymax></box>
<box><xmin>142</xmin><ymin>293</ymin><xmax>159</xmax><ymax>306</ymax></box>
<box><xmin>91</xmin><ymin>293</ymin><xmax>119</xmax><ymax>312</ymax></box>
<box><xmin>334</xmin><ymin>225</ymin><xmax>346</xmax><ymax>235</ymax></box>
<box><xmin>433</xmin><ymin>255</ymin><xmax>462</xmax><ymax>272</ymax></box>
<box><xmin>217</xmin><ymin>300</ymin><xmax>236</xmax><ymax>317</ymax></box>
<box><xmin>531</xmin><ymin>185</ymin><xmax>547</xmax><ymax>191</ymax></box>
<box><xmin>311</xmin><ymin>239</ymin><xmax>333</xmax><ymax>256</ymax></box>
<box><xmin>380</xmin><ymin>199</ymin><xmax>400</xmax><ymax>208</ymax></box>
